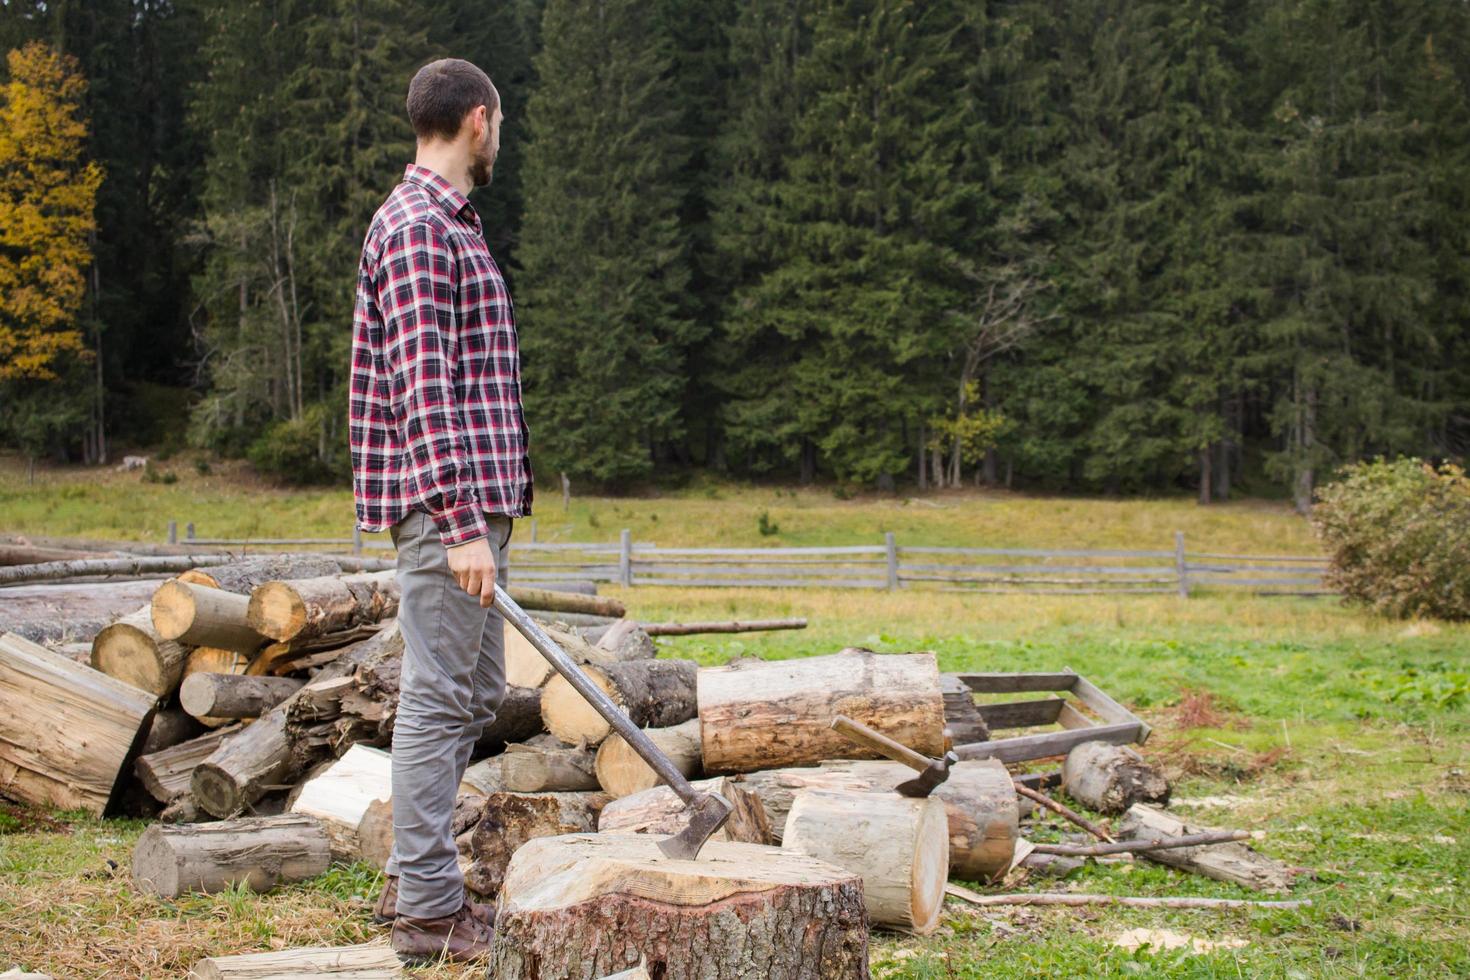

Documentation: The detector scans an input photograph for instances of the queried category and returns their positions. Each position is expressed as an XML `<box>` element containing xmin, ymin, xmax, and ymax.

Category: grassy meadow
<box><xmin>0</xmin><ymin>452</ymin><xmax>1467</xmax><ymax>978</ymax></box>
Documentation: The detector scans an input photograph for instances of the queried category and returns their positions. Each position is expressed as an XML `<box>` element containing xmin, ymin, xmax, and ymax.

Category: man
<box><xmin>349</xmin><ymin>57</ymin><xmax>531</xmax><ymax>964</ymax></box>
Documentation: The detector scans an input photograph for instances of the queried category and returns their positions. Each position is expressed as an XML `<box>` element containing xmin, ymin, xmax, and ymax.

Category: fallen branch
<box><xmin>638</xmin><ymin>618</ymin><xmax>807</xmax><ymax>636</ymax></box>
<box><xmin>0</xmin><ymin>554</ymin><xmax>240</xmax><ymax>587</ymax></box>
<box><xmin>945</xmin><ymin>883</ymin><xmax>1309</xmax><ymax>911</ymax></box>
<box><xmin>1014</xmin><ymin>782</ymin><xmax>1113</xmax><ymax>842</ymax></box>
<box><xmin>1029</xmin><ymin>830</ymin><xmax>1250</xmax><ymax>857</ymax></box>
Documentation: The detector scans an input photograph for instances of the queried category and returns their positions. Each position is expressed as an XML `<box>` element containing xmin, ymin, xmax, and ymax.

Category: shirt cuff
<box><xmin>434</xmin><ymin>502</ymin><xmax>489</xmax><ymax>547</ymax></box>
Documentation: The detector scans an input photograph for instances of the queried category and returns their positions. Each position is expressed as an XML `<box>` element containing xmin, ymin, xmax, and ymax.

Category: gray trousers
<box><xmin>385</xmin><ymin>510</ymin><xmax>511</xmax><ymax>918</ymax></box>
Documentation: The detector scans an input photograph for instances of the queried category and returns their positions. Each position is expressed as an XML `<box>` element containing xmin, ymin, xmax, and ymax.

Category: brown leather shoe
<box><xmin>371</xmin><ymin>875</ymin><xmax>398</xmax><ymax>925</ymax></box>
<box><xmin>392</xmin><ymin>900</ymin><xmax>495</xmax><ymax>965</ymax></box>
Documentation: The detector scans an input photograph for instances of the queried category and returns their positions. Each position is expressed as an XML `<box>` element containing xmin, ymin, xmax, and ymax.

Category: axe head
<box><xmin>657</xmin><ymin>791</ymin><xmax>734</xmax><ymax>861</ymax></box>
<box><xmin>894</xmin><ymin>750</ymin><xmax>960</xmax><ymax>798</ymax></box>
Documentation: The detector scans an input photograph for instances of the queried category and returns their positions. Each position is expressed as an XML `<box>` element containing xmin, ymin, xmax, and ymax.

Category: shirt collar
<box><xmin>403</xmin><ymin>164</ymin><xmax>477</xmax><ymax>223</ymax></box>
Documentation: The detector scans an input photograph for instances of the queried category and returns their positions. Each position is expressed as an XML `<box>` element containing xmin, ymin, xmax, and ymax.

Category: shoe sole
<box><xmin>373</xmin><ymin>912</ymin><xmax>395</xmax><ymax>925</ymax></box>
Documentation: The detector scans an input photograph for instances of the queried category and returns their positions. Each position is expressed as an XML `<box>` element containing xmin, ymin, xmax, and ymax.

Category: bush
<box><xmin>247</xmin><ymin>405</ymin><xmax>343</xmax><ymax>486</ymax></box>
<box><xmin>1313</xmin><ymin>458</ymin><xmax>1470</xmax><ymax>620</ymax></box>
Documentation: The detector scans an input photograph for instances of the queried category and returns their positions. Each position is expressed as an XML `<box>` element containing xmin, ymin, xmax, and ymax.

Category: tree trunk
<box><xmin>186</xmin><ymin>944</ymin><xmax>403</xmax><ymax>980</ymax></box>
<box><xmin>490</xmin><ymin>835</ymin><xmax>868</xmax><ymax>980</ymax></box>
<box><xmin>541</xmin><ymin>658</ymin><xmax>698</xmax><ymax>747</ymax></box>
<box><xmin>1062</xmin><ymin>741</ymin><xmax>1170</xmax><ymax>815</ymax></box>
<box><xmin>1198</xmin><ymin>447</ymin><xmax>1213</xmax><ymax>506</ymax></box>
<box><xmin>783</xmin><ymin>788</ymin><xmax>948</xmax><ymax>934</ymax></box>
<box><xmin>91</xmin><ymin>604</ymin><xmax>191</xmax><ymax>697</ymax></box>
<box><xmin>179</xmin><ymin>673</ymin><xmax>304</xmax><ymax>722</ymax></box>
<box><xmin>464</xmin><ymin>790</ymin><xmax>611</xmax><ymax>896</ymax></box>
<box><xmin>500</xmin><ymin>738</ymin><xmax>599</xmax><ymax>793</ymax></box>
<box><xmin>596</xmin><ymin>775</ymin><xmax>770</xmax><ymax>845</ymax></box>
<box><xmin>594</xmin><ymin>718</ymin><xmax>701</xmax><ymax>798</ymax></box>
<box><xmin>135</xmin><ymin>724</ymin><xmax>242</xmax><ymax>803</ymax></box>
<box><xmin>247</xmin><ymin>570</ymin><xmax>398</xmax><ymax>642</ymax></box>
<box><xmin>697</xmin><ymin>649</ymin><xmax>944</xmax><ymax>774</ymax></box>
<box><xmin>131</xmin><ymin>814</ymin><xmax>331</xmax><ymax>898</ymax></box>
<box><xmin>739</xmin><ymin>758</ymin><xmax>1017</xmax><ymax>881</ymax></box>
<box><xmin>151</xmin><ymin>581</ymin><xmax>266</xmax><ymax>652</ymax></box>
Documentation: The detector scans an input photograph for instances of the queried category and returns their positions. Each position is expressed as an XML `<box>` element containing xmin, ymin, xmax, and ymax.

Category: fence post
<box><xmin>884</xmin><ymin>532</ymin><xmax>899</xmax><ymax>591</ymax></box>
<box><xmin>530</xmin><ymin>518</ymin><xmax>538</xmax><ymax>543</ymax></box>
<box><xmin>352</xmin><ymin>525</ymin><xmax>363</xmax><ymax>555</ymax></box>
<box><xmin>166</xmin><ymin>520</ymin><xmax>177</xmax><ymax>545</ymax></box>
<box><xmin>1174</xmin><ymin>530</ymin><xmax>1189</xmax><ymax>598</ymax></box>
<box><xmin>619</xmin><ymin>529</ymin><xmax>632</xmax><ymax>587</ymax></box>
<box><xmin>185</xmin><ymin>522</ymin><xmax>195</xmax><ymax>542</ymax></box>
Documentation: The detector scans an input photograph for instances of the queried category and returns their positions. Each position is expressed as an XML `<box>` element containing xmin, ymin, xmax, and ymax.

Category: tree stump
<box><xmin>464</xmin><ymin>790</ymin><xmax>610</xmax><ymax>896</ymax></box>
<box><xmin>594</xmin><ymin>717</ymin><xmax>701</xmax><ymax>798</ymax></box>
<box><xmin>1062</xmin><ymin>741</ymin><xmax>1169</xmax><ymax>814</ymax></box>
<box><xmin>783</xmin><ymin>789</ymin><xmax>949</xmax><ymax>934</ymax></box>
<box><xmin>91</xmin><ymin>605</ymin><xmax>190</xmax><ymax>698</ymax></box>
<box><xmin>597</xmin><ymin>776</ymin><xmax>771</xmax><ymax>845</ymax></box>
<box><xmin>151</xmin><ymin>580</ymin><xmax>266</xmax><ymax>653</ymax></box>
<box><xmin>132</xmin><ymin>814</ymin><xmax>331</xmax><ymax>898</ymax></box>
<box><xmin>697</xmin><ymin>649</ymin><xmax>944</xmax><ymax>773</ymax></box>
<box><xmin>490</xmin><ymin>834</ymin><xmax>868</xmax><ymax>980</ymax></box>
<box><xmin>540</xmin><ymin>658</ymin><xmax>697</xmax><ymax>746</ymax></box>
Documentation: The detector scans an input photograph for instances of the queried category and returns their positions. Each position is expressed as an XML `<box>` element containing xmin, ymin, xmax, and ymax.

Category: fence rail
<box><xmin>165</xmin><ymin>519</ymin><xmax>1331</xmax><ymax>597</ymax></box>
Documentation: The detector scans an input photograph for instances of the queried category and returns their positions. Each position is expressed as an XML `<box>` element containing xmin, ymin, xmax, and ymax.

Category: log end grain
<box><xmin>246</xmin><ymin>582</ymin><xmax>307</xmax><ymax>642</ymax></box>
<box><xmin>540</xmin><ymin>669</ymin><xmax>618</xmax><ymax>746</ymax></box>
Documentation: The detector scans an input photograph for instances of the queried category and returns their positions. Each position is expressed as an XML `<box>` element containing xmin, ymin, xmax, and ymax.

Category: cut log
<box><xmin>90</xmin><ymin>605</ymin><xmax>190</xmax><ymax>697</ymax></box>
<box><xmin>504</xmin><ymin>620</ymin><xmax>607</xmax><ymax>689</ymax></box>
<box><xmin>247</xmin><ymin>570</ymin><xmax>398</xmax><ymax>643</ymax></box>
<box><xmin>140</xmin><ymin>705</ymin><xmax>208</xmax><ymax>756</ymax></box>
<box><xmin>941</xmin><ymin>673</ymin><xmax>989</xmax><ymax>746</ymax></box>
<box><xmin>594</xmin><ymin>718</ymin><xmax>702</xmax><ymax>798</ymax></box>
<box><xmin>739</xmin><ymin>758</ymin><xmax>1017</xmax><ymax>882</ymax></box>
<box><xmin>0</xmin><ymin>542</ymin><xmax>112</xmax><ymax>565</ymax></box>
<box><xmin>180</xmin><ymin>673</ymin><xmax>304</xmax><ymax>721</ymax></box>
<box><xmin>245</xmin><ymin>623</ymin><xmax>387</xmax><ymax>678</ymax></box>
<box><xmin>136</xmin><ymin>724</ymin><xmax>242</xmax><ymax>803</ymax></box>
<box><xmin>132</xmin><ymin>813</ymin><xmax>332</xmax><ymax>898</ymax></box>
<box><xmin>0</xmin><ymin>578</ymin><xmax>165</xmax><ymax>647</ymax></box>
<box><xmin>501</xmin><ymin>739</ymin><xmax>599</xmax><ymax>793</ymax></box>
<box><xmin>176</xmin><ymin>555</ymin><xmax>344</xmax><ymax>594</ymax></box>
<box><xmin>1063</xmin><ymin>741</ymin><xmax>1170</xmax><ymax>814</ymax></box>
<box><xmin>782</xmin><ymin>788</ymin><xmax>949</xmax><ymax>934</ymax></box>
<box><xmin>0</xmin><ymin>631</ymin><xmax>158</xmax><ymax>815</ymax></box>
<box><xmin>509</xmin><ymin>586</ymin><xmax>624</xmax><ymax>619</ymax></box>
<box><xmin>461</xmin><ymin>756</ymin><xmax>505</xmax><ymax>796</ymax></box>
<box><xmin>639</xmin><ymin>618</ymin><xmax>807</xmax><ymax>636</ymax></box>
<box><xmin>151</xmin><ymin>580</ymin><xmax>266</xmax><ymax>652</ymax></box>
<box><xmin>473</xmin><ymin>684</ymin><xmax>544</xmax><ymax>754</ymax></box>
<box><xmin>0</xmin><ymin>553</ymin><xmax>237</xmax><ymax>587</ymax></box>
<box><xmin>289</xmin><ymin>744</ymin><xmax>392</xmax><ymax>862</ymax></box>
<box><xmin>541</xmin><ymin>658</ymin><xmax>697</xmax><ymax>747</ymax></box>
<box><xmin>464</xmin><ymin>790</ymin><xmax>611</xmax><ymax>896</ymax></box>
<box><xmin>596</xmin><ymin>776</ymin><xmax>770</xmax><ymax>845</ymax></box>
<box><xmin>697</xmin><ymin>649</ymin><xmax>945</xmax><ymax>773</ymax></box>
<box><xmin>592</xmin><ymin>618</ymin><xmax>656</xmax><ymax>660</ymax></box>
<box><xmin>1119</xmin><ymin>804</ymin><xmax>1294</xmax><ymax>892</ymax></box>
<box><xmin>185</xmin><ymin>646</ymin><xmax>251</xmax><ymax>679</ymax></box>
<box><xmin>490</xmin><ymin>834</ymin><xmax>867</xmax><ymax>980</ymax></box>
<box><xmin>186</xmin><ymin>942</ymin><xmax>404</xmax><ymax>979</ymax></box>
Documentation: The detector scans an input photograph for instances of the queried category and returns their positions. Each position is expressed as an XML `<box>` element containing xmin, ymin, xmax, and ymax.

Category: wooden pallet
<box><xmin>950</xmin><ymin>669</ymin><xmax>1149</xmax><ymax>764</ymax></box>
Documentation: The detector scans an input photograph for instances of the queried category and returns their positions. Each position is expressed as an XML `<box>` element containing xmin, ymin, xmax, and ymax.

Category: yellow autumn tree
<box><xmin>0</xmin><ymin>41</ymin><xmax>104</xmax><ymax>381</ymax></box>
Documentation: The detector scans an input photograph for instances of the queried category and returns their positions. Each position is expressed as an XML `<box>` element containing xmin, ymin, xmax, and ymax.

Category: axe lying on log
<box><xmin>830</xmin><ymin>714</ymin><xmax>960</xmax><ymax>797</ymax></box>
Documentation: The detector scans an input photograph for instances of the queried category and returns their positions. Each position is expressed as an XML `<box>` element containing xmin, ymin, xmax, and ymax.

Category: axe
<box><xmin>830</xmin><ymin>714</ymin><xmax>958</xmax><ymax>797</ymax></box>
<box><xmin>494</xmin><ymin>585</ymin><xmax>731</xmax><ymax>859</ymax></box>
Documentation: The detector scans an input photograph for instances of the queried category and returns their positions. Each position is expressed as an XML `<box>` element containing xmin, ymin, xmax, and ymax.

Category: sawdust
<box><xmin>1111</xmin><ymin>928</ymin><xmax>1249</xmax><ymax>955</ymax></box>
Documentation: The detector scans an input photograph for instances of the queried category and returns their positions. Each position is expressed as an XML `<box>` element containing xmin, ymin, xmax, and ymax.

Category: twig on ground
<box><xmin>1029</xmin><ymin>830</ymin><xmax>1250</xmax><ymax>857</ymax></box>
<box><xmin>1014</xmin><ymin>783</ymin><xmax>1113</xmax><ymax>842</ymax></box>
<box><xmin>945</xmin><ymin>883</ymin><xmax>1310</xmax><ymax>911</ymax></box>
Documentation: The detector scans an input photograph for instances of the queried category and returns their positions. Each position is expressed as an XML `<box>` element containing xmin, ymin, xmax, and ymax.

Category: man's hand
<box><xmin>446</xmin><ymin>537</ymin><xmax>497</xmax><ymax>607</ymax></box>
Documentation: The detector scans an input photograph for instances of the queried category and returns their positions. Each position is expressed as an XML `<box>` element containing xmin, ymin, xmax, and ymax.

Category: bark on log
<box><xmin>132</xmin><ymin>813</ymin><xmax>332</xmax><ymax>898</ymax></box>
<box><xmin>247</xmin><ymin>570</ymin><xmax>397</xmax><ymax>642</ymax></box>
<box><xmin>504</xmin><ymin>621</ymin><xmax>610</xmax><ymax>689</ymax></box>
<box><xmin>185</xmin><ymin>646</ymin><xmax>251</xmax><ymax>679</ymax></box>
<box><xmin>782</xmin><ymin>788</ymin><xmax>949</xmax><ymax>934</ymax></box>
<box><xmin>594</xmin><ymin>718</ymin><xmax>702</xmax><ymax>798</ymax></box>
<box><xmin>508</xmin><ymin>586</ymin><xmax>624</xmax><ymax>619</ymax></box>
<box><xmin>489</xmin><ymin>834</ymin><xmax>868</xmax><ymax>980</ymax></box>
<box><xmin>592</xmin><ymin>618</ymin><xmax>657</xmax><ymax>660</ymax></box>
<box><xmin>596</xmin><ymin>776</ymin><xmax>770</xmax><ymax>845</ymax></box>
<box><xmin>91</xmin><ymin>605</ymin><xmax>190</xmax><ymax>697</ymax></box>
<box><xmin>464</xmin><ymin>790</ymin><xmax>611</xmax><ymax>896</ymax></box>
<box><xmin>0</xmin><ymin>543</ymin><xmax>113</xmax><ymax>565</ymax></box>
<box><xmin>541</xmin><ymin>658</ymin><xmax>698</xmax><ymax>747</ymax></box>
<box><xmin>244</xmin><ymin>624</ymin><xmax>384</xmax><ymax>677</ymax></box>
<box><xmin>0</xmin><ymin>554</ymin><xmax>238</xmax><ymax>587</ymax></box>
<box><xmin>136</xmin><ymin>724</ymin><xmax>242</xmax><ymax>803</ymax></box>
<box><xmin>1119</xmin><ymin>804</ymin><xmax>1294</xmax><ymax>892</ymax></box>
<box><xmin>176</xmin><ymin>556</ymin><xmax>344</xmax><ymax>594</ymax></box>
<box><xmin>738</xmin><ymin>758</ymin><xmax>1017</xmax><ymax>882</ymax></box>
<box><xmin>697</xmin><ymin>649</ymin><xmax>945</xmax><ymax>774</ymax></box>
<box><xmin>0</xmin><ymin>631</ymin><xmax>158</xmax><ymax>816</ymax></box>
<box><xmin>186</xmin><ymin>943</ymin><xmax>404</xmax><ymax>979</ymax></box>
<box><xmin>151</xmin><ymin>580</ymin><xmax>266</xmax><ymax>652</ymax></box>
<box><xmin>288</xmin><ymin>744</ymin><xmax>392</xmax><ymax>862</ymax></box>
<box><xmin>0</xmin><ymin>578</ymin><xmax>162</xmax><ymax>646</ymax></box>
<box><xmin>473</xmin><ymin>685</ymin><xmax>544</xmax><ymax>755</ymax></box>
<box><xmin>1062</xmin><ymin>741</ymin><xmax>1170</xmax><ymax>814</ymax></box>
<box><xmin>180</xmin><ymin>673</ymin><xmax>304</xmax><ymax>721</ymax></box>
<box><xmin>140</xmin><ymin>705</ymin><xmax>208</xmax><ymax>756</ymax></box>
<box><xmin>639</xmin><ymin>618</ymin><xmax>807</xmax><ymax>636</ymax></box>
<box><xmin>941</xmin><ymin>674</ymin><xmax>990</xmax><ymax>746</ymax></box>
<box><xmin>501</xmin><ymin>739</ymin><xmax>600</xmax><ymax>793</ymax></box>
<box><xmin>461</xmin><ymin>757</ymin><xmax>505</xmax><ymax>796</ymax></box>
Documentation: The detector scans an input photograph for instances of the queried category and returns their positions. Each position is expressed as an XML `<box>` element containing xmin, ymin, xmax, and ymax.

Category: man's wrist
<box><xmin>435</xmin><ymin>501</ymin><xmax>489</xmax><ymax>547</ymax></box>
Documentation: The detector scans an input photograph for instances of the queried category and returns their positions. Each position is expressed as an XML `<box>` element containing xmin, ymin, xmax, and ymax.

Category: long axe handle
<box><xmin>830</xmin><ymin>714</ymin><xmax>933</xmax><ymax>773</ymax></box>
<box><xmin>494</xmin><ymin>584</ymin><xmax>701</xmax><ymax>806</ymax></box>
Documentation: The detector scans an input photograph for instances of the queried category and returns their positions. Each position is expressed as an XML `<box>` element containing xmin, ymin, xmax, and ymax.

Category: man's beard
<box><xmin>471</xmin><ymin>138</ymin><xmax>496</xmax><ymax>188</ymax></box>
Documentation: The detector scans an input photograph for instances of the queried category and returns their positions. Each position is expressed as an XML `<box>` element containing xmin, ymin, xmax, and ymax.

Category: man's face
<box><xmin>470</xmin><ymin>105</ymin><xmax>502</xmax><ymax>188</ymax></box>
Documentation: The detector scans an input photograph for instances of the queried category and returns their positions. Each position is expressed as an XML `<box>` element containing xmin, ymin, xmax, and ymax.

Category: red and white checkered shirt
<box><xmin>350</xmin><ymin>164</ymin><xmax>532</xmax><ymax>547</ymax></box>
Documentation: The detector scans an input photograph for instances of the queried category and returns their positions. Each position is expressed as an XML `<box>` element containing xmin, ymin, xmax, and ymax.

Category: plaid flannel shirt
<box><xmin>350</xmin><ymin>164</ymin><xmax>532</xmax><ymax>547</ymax></box>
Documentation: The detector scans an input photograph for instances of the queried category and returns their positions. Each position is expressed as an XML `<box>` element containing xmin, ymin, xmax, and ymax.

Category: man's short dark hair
<box><xmin>407</xmin><ymin>58</ymin><xmax>498</xmax><ymax>141</ymax></box>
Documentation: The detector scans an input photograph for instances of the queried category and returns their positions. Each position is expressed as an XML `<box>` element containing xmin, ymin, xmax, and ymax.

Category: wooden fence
<box><xmin>166</xmin><ymin>521</ymin><xmax>1330</xmax><ymax>597</ymax></box>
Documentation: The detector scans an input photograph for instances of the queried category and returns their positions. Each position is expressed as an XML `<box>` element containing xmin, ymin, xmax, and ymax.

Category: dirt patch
<box><xmin>0</xmin><ymin>799</ymin><xmax>74</xmax><ymax>835</ymax></box>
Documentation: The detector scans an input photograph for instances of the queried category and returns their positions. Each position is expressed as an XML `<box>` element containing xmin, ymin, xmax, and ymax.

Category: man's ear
<box><xmin>469</xmin><ymin>104</ymin><xmax>487</xmax><ymax>141</ymax></box>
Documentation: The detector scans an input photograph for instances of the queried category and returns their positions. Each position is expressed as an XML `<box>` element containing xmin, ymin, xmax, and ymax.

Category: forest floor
<box><xmin>1</xmin><ymin>453</ymin><xmax>1467</xmax><ymax>977</ymax></box>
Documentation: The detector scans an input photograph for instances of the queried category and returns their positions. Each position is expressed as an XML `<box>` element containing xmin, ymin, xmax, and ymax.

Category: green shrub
<box><xmin>247</xmin><ymin>405</ymin><xmax>342</xmax><ymax>486</ymax></box>
<box><xmin>757</xmin><ymin>510</ymin><xmax>780</xmax><ymax>536</ymax></box>
<box><xmin>1313</xmin><ymin>458</ymin><xmax>1470</xmax><ymax>620</ymax></box>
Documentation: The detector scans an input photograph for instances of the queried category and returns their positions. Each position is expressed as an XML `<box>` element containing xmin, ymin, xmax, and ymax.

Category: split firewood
<box><xmin>782</xmin><ymin>788</ymin><xmax>949</xmax><ymax>934</ymax></box>
<box><xmin>738</xmin><ymin>758</ymin><xmax>1018</xmax><ymax>881</ymax></box>
<box><xmin>1119</xmin><ymin>804</ymin><xmax>1294</xmax><ymax>892</ymax></box>
<box><xmin>596</xmin><ymin>776</ymin><xmax>770</xmax><ymax>845</ymax></box>
<box><xmin>594</xmin><ymin>718</ymin><xmax>702</xmax><ymax>798</ymax></box>
<box><xmin>150</xmin><ymin>581</ymin><xmax>266</xmax><ymax>653</ymax></box>
<box><xmin>697</xmin><ymin>649</ymin><xmax>946</xmax><ymax>774</ymax></box>
<box><xmin>247</xmin><ymin>570</ymin><xmax>398</xmax><ymax>643</ymax></box>
<box><xmin>135</xmin><ymin>724</ymin><xmax>242</xmax><ymax>804</ymax></box>
<box><xmin>0</xmin><ymin>631</ymin><xmax>158</xmax><ymax>816</ymax></box>
<box><xmin>500</xmin><ymin>737</ymin><xmax>599</xmax><ymax>793</ymax></box>
<box><xmin>490</xmin><ymin>835</ymin><xmax>867</xmax><ymax>980</ymax></box>
<box><xmin>464</xmin><ymin>790</ymin><xmax>611</xmax><ymax>896</ymax></box>
<box><xmin>132</xmin><ymin>814</ymin><xmax>331</xmax><ymax>898</ymax></box>
<box><xmin>941</xmin><ymin>673</ymin><xmax>990</xmax><ymax>746</ymax></box>
<box><xmin>541</xmin><ymin>658</ymin><xmax>698</xmax><ymax>747</ymax></box>
<box><xmin>180</xmin><ymin>673</ymin><xmax>304</xmax><ymax>722</ymax></box>
<box><xmin>91</xmin><ymin>605</ymin><xmax>190</xmax><ymax>697</ymax></box>
<box><xmin>288</xmin><ymin>744</ymin><xmax>392</xmax><ymax>861</ymax></box>
<box><xmin>139</xmin><ymin>705</ymin><xmax>207</xmax><ymax>756</ymax></box>
<box><xmin>1062</xmin><ymin>741</ymin><xmax>1170</xmax><ymax>814</ymax></box>
<box><xmin>175</xmin><ymin>555</ymin><xmax>344</xmax><ymax>594</ymax></box>
<box><xmin>186</xmin><ymin>942</ymin><xmax>404</xmax><ymax>979</ymax></box>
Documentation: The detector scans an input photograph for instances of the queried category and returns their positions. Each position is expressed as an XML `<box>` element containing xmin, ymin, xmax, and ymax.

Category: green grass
<box><xmin>1</xmin><ymin>456</ymin><xmax>1467</xmax><ymax>977</ymax></box>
